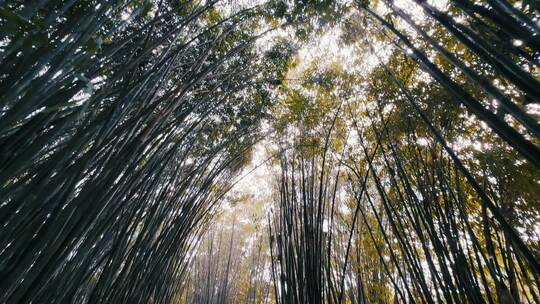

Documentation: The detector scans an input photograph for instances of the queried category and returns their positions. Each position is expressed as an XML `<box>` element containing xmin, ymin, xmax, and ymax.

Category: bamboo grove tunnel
<box><xmin>0</xmin><ymin>0</ymin><xmax>540</xmax><ymax>303</ymax></box>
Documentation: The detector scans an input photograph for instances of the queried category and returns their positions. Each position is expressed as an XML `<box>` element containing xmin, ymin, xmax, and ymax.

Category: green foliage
<box><xmin>265</xmin><ymin>0</ymin><xmax>349</xmax><ymax>39</ymax></box>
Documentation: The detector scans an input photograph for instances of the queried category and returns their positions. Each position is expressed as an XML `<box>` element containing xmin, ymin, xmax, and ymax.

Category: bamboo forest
<box><xmin>1</xmin><ymin>0</ymin><xmax>540</xmax><ymax>303</ymax></box>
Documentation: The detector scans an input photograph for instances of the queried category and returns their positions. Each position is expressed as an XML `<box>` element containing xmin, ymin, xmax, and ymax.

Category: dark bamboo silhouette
<box><xmin>0</xmin><ymin>1</ymin><xmax>275</xmax><ymax>303</ymax></box>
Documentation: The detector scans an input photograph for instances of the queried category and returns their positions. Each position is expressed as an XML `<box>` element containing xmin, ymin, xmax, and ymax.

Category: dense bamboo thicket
<box><xmin>1</xmin><ymin>0</ymin><xmax>539</xmax><ymax>303</ymax></box>
<box><xmin>267</xmin><ymin>0</ymin><xmax>540</xmax><ymax>303</ymax></box>
<box><xmin>0</xmin><ymin>1</ymin><xmax>283</xmax><ymax>303</ymax></box>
